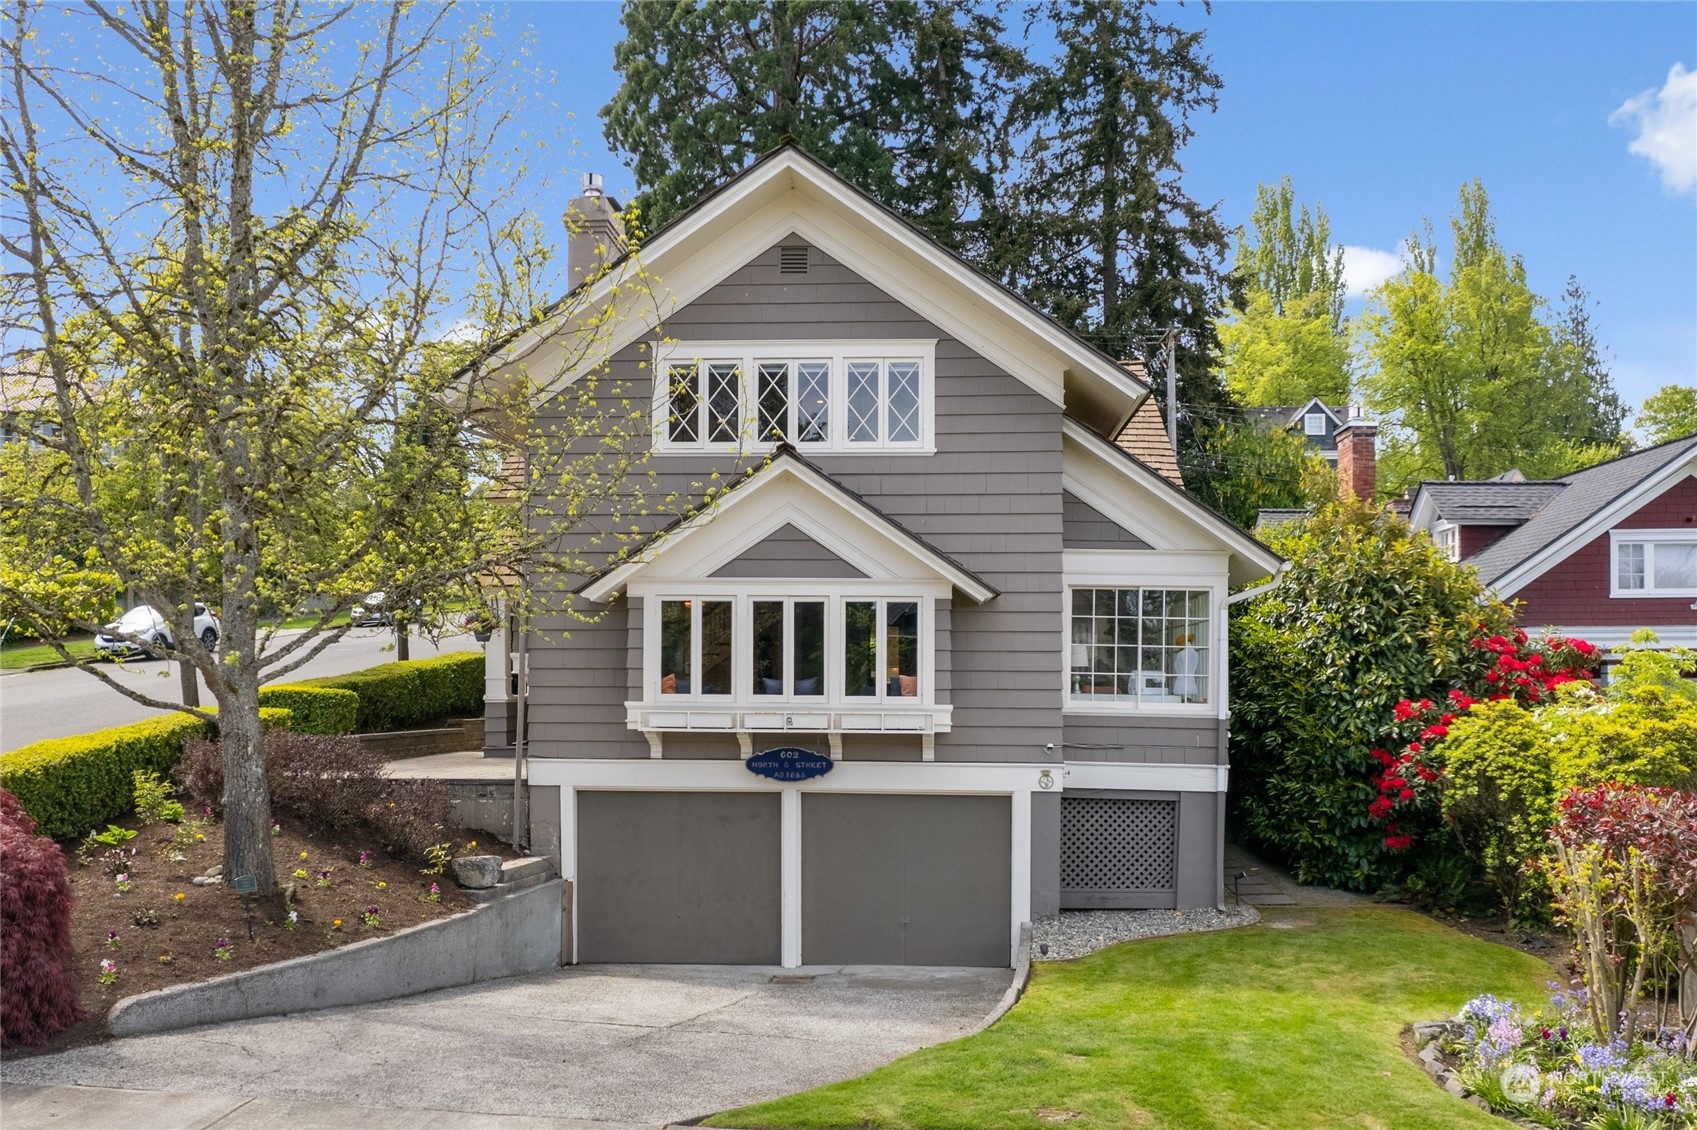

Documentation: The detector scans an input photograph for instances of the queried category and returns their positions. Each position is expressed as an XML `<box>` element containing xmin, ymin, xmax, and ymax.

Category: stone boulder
<box><xmin>451</xmin><ymin>855</ymin><xmax>503</xmax><ymax>890</ymax></box>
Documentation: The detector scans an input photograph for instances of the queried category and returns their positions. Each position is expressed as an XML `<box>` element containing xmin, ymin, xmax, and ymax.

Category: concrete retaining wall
<box><xmin>358</xmin><ymin>717</ymin><xmax>483</xmax><ymax>760</ymax></box>
<box><xmin>108</xmin><ymin>878</ymin><xmax>564</xmax><ymax>1037</ymax></box>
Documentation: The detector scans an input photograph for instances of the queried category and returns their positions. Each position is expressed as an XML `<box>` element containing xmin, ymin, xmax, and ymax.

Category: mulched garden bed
<box><xmin>9</xmin><ymin>811</ymin><xmax>510</xmax><ymax>1059</ymax></box>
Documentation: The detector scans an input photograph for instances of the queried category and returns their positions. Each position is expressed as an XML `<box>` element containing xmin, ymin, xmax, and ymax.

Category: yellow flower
<box><xmin>376</xmin><ymin>881</ymin><xmax>387</xmax><ymax>890</ymax></box>
<box><xmin>194</xmin><ymin>833</ymin><xmax>205</xmax><ymax>842</ymax></box>
<box><xmin>331</xmin><ymin>918</ymin><xmax>343</xmax><ymax>929</ymax></box>
<box><xmin>299</xmin><ymin>851</ymin><xmax>308</xmax><ymax>860</ymax></box>
<box><xmin>173</xmin><ymin>892</ymin><xmax>186</xmax><ymax>902</ymax></box>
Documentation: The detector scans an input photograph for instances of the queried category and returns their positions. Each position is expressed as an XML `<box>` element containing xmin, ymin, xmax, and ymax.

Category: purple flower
<box><xmin>1577</xmin><ymin>1040</ymin><xmax>1629</xmax><ymax>1072</ymax></box>
<box><xmin>1600</xmin><ymin>1071</ymin><xmax>1662</xmax><ymax>1112</ymax></box>
<box><xmin>365</xmin><ymin>905</ymin><xmax>379</xmax><ymax>915</ymax></box>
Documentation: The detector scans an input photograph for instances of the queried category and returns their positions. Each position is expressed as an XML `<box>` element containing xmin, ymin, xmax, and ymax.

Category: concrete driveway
<box><xmin>0</xmin><ymin>963</ymin><xmax>1013</xmax><ymax>1128</ymax></box>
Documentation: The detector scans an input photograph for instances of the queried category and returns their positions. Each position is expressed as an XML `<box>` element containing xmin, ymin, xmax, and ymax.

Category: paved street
<box><xmin>0</xmin><ymin>628</ymin><xmax>479</xmax><ymax>753</ymax></box>
<box><xmin>0</xmin><ymin>963</ymin><xmax>1013</xmax><ymax>1128</ymax></box>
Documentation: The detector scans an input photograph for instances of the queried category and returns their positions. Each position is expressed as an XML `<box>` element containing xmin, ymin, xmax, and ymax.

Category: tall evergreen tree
<box><xmin>1550</xmin><ymin>277</ymin><xmax>1629</xmax><ymax>447</ymax></box>
<box><xmin>601</xmin><ymin>1</ymin><xmax>1022</xmax><ymax>249</ymax></box>
<box><xmin>991</xmin><ymin>0</ymin><xmax>1231</xmax><ymax>429</ymax></box>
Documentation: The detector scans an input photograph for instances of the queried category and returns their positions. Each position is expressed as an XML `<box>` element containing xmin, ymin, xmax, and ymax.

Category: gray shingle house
<box><xmin>476</xmin><ymin>148</ymin><xmax>1281</xmax><ymax>968</ymax></box>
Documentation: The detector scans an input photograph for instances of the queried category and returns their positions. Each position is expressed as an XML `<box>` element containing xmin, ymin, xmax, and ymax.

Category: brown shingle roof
<box><xmin>1113</xmin><ymin>382</ymin><xmax>1183</xmax><ymax>488</ymax></box>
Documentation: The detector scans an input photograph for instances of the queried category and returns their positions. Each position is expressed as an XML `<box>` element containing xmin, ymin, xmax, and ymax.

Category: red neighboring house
<box><xmin>1406</xmin><ymin>433</ymin><xmax>1697</xmax><ymax>654</ymax></box>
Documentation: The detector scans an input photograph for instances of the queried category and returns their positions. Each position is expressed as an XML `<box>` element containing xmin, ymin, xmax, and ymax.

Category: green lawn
<box><xmin>711</xmin><ymin>906</ymin><xmax>1552</xmax><ymax>1130</ymax></box>
<box><xmin>0</xmin><ymin>636</ymin><xmax>96</xmax><ymax>670</ymax></box>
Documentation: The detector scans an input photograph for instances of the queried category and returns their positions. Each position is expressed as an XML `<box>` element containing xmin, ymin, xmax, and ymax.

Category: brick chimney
<box><xmin>565</xmin><ymin>173</ymin><xmax>626</xmax><ymax>289</ymax></box>
<box><xmin>1335</xmin><ymin>405</ymin><xmax>1377</xmax><ymax>501</ymax></box>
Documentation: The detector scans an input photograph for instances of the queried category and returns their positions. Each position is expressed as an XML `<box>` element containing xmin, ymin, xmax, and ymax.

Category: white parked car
<box><xmin>96</xmin><ymin>603</ymin><xmax>220</xmax><ymax>658</ymax></box>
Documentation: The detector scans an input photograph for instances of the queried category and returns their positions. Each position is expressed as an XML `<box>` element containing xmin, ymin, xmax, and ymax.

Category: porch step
<box><xmin>462</xmin><ymin>857</ymin><xmax>558</xmax><ymax>904</ymax></box>
<box><xmin>502</xmin><ymin>856</ymin><xmax>553</xmax><ymax>884</ymax></box>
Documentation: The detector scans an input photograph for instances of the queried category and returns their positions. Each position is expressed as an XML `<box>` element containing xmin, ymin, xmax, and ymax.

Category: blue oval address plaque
<box><xmin>746</xmin><ymin>746</ymin><xmax>834</xmax><ymax>782</ymax></box>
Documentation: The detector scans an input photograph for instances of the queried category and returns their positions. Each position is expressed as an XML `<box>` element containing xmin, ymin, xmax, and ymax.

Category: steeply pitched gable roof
<box><xmin>470</xmin><ymin>144</ymin><xmax>1148</xmax><ymax>439</ymax></box>
<box><xmin>1464</xmin><ymin>434</ymin><xmax>1697</xmax><ymax>590</ymax></box>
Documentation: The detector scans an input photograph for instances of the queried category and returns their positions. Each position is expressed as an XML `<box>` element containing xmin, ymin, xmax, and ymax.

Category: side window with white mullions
<box><xmin>656</xmin><ymin>344</ymin><xmax>932</xmax><ymax>454</ymax></box>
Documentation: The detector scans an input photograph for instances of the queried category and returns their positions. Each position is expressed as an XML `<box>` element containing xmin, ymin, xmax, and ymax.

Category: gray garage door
<box><xmin>577</xmin><ymin>791</ymin><xmax>780</xmax><ymax>963</ymax></box>
<box><xmin>802</xmin><ymin>794</ymin><xmax>1011</xmax><ymax>967</ymax></box>
<box><xmin>1059</xmin><ymin>792</ymin><xmax>1178</xmax><ymax>909</ymax></box>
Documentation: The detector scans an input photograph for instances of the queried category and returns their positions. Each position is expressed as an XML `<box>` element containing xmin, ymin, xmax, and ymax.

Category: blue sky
<box><xmin>529</xmin><ymin>3</ymin><xmax>1697</xmax><ymax>418</ymax></box>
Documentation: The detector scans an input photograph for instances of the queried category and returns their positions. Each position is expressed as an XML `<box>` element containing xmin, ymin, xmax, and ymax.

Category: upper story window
<box><xmin>656</xmin><ymin>341</ymin><xmax>935</xmax><ymax>455</ymax></box>
<box><xmin>1303</xmin><ymin>412</ymin><xmax>1327</xmax><ymax>436</ymax></box>
<box><xmin>1068</xmin><ymin>587</ymin><xmax>1211</xmax><ymax>707</ymax></box>
<box><xmin>1435</xmin><ymin>524</ymin><xmax>1461</xmax><ymax>561</ymax></box>
<box><xmin>655</xmin><ymin>593</ymin><xmax>927</xmax><ymax>704</ymax></box>
<box><xmin>1614</xmin><ymin>531</ymin><xmax>1697</xmax><ymax>596</ymax></box>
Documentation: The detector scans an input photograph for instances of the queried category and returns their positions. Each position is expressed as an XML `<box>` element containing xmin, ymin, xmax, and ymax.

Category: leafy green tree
<box><xmin>1360</xmin><ymin>183</ymin><xmax>1623</xmax><ymax>492</ymax></box>
<box><xmin>0</xmin><ymin>2</ymin><xmax>656</xmax><ymax>899</ymax></box>
<box><xmin>1181</xmin><ymin>419</ymin><xmax>1336</xmax><ymax>530</ymax></box>
<box><xmin>1640</xmin><ymin>383</ymin><xmax>1697</xmax><ymax>444</ymax></box>
<box><xmin>1228</xmin><ymin>498</ymin><xmax>1517</xmax><ymax>889</ymax></box>
<box><xmin>1217</xmin><ymin>179</ymin><xmax>1350</xmax><ymax>407</ymax></box>
<box><xmin>992</xmin><ymin>0</ymin><xmax>1230</xmax><ymax>426</ymax></box>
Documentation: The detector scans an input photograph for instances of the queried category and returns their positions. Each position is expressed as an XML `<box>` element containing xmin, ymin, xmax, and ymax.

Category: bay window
<box><xmin>1069</xmin><ymin>587</ymin><xmax>1211</xmax><ymax>706</ymax></box>
<box><xmin>648</xmin><ymin>593</ymin><xmax>928</xmax><ymax>703</ymax></box>
<box><xmin>1614</xmin><ymin>532</ymin><xmax>1697</xmax><ymax>596</ymax></box>
<box><xmin>659</xmin><ymin>599</ymin><xmax>732</xmax><ymax>696</ymax></box>
<box><xmin>656</xmin><ymin>342</ymin><xmax>933</xmax><ymax>453</ymax></box>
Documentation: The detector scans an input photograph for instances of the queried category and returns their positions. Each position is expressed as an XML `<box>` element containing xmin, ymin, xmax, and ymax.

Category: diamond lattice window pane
<box><xmin>757</xmin><ymin>363</ymin><xmax>789</xmax><ymax>442</ymax></box>
<box><xmin>846</xmin><ymin>361</ymin><xmax>880</xmax><ymax>443</ymax></box>
<box><xmin>796</xmin><ymin>362</ymin><xmax>830</xmax><ymax>442</ymax></box>
<box><xmin>886</xmin><ymin>361</ymin><xmax>921</xmax><ymax>442</ymax></box>
<box><xmin>706</xmin><ymin>363</ymin><xmax>741</xmax><ymax>442</ymax></box>
<box><xmin>667</xmin><ymin>365</ymin><xmax>699</xmax><ymax>443</ymax></box>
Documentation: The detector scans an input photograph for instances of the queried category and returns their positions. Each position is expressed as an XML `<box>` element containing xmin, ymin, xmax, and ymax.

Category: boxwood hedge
<box><xmin>298</xmin><ymin>651</ymin><xmax>483</xmax><ymax>733</ymax></box>
<box><xmin>0</xmin><ymin>707</ymin><xmax>293</xmax><ymax>840</ymax></box>
<box><xmin>256</xmin><ymin>684</ymin><xmax>359</xmax><ymax>735</ymax></box>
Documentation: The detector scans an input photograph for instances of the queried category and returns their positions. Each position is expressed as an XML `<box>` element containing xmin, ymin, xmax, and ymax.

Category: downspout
<box><xmin>513</xmin><ymin>453</ymin><xmax>531</xmax><ymax>855</ymax></box>
<box><xmin>1214</xmin><ymin>563</ymin><xmax>1289</xmax><ymax>907</ymax></box>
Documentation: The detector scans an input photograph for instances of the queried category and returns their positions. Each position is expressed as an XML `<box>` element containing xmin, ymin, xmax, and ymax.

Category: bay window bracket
<box><xmin>828</xmin><ymin>733</ymin><xmax>842</xmax><ymax>761</ymax></box>
<box><xmin>737</xmin><ymin>731</ymin><xmax>753</xmax><ymax>759</ymax></box>
<box><xmin>645</xmin><ymin>732</ymin><xmax>663</xmax><ymax>759</ymax></box>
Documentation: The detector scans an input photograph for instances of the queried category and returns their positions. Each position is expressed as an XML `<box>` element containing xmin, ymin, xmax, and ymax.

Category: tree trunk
<box><xmin>395</xmin><ymin>623</ymin><xmax>410</xmax><ymax>662</ymax></box>
<box><xmin>218</xmin><ymin>621</ymin><xmax>276</xmax><ymax>900</ymax></box>
<box><xmin>179</xmin><ymin>659</ymin><xmax>200</xmax><ymax>708</ymax></box>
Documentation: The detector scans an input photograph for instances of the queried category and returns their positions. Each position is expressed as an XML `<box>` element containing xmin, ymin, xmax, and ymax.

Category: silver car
<box><xmin>96</xmin><ymin>603</ymin><xmax>220</xmax><ymax>658</ymax></box>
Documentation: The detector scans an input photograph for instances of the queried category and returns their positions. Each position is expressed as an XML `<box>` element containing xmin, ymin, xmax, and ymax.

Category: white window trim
<box><xmin>1434</xmin><ymin>521</ymin><xmax>1461</xmax><ymax>562</ymax></box>
<box><xmin>1059</xmin><ymin>555</ymin><xmax>1227</xmax><ymax>720</ymax></box>
<box><xmin>630</xmin><ymin>583</ymin><xmax>949</xmax><ymax>746</ymax></box>
<box><xmin>1610</xmin><ymin>529</ymin><xmax>1697</xmax><ymax>598</ymax></box>
<box><xmin>652</xmin><ymin>339</ymin><xmax>937</xmax><ymax>456</ymax></box>
<box><xmin>1303</xmin><ymin>412</ymin><xmax>1326</xmax><ymax>436</ymax></box>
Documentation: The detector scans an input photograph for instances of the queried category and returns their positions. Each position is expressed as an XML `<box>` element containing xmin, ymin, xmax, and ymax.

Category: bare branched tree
<box><xmin>0</xmin><ymin>0</ymin><xmax>671</xmax><ymax>898</ymax></box>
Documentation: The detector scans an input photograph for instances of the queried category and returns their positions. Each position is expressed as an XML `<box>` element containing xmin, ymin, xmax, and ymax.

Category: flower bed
<box><xmin>9</xmin><ymin>808</ymin><xmax>507</xmax><ymax>1056</ymax></box>
<box><xmin>1416</xmin><ymin>987</ymin><xmax>1695</xmax><ymax>1127</ymax></box>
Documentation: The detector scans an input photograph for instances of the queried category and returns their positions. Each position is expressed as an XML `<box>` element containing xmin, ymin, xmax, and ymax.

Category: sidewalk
<box><xmin>0</xmin><ymin>1083</ymin><xmax>660</xmax><ymax>1130</ymax></box>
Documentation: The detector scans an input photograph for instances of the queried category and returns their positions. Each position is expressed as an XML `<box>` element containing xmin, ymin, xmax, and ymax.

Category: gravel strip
<box><xmin>1032</xmin><ymin>905</ymin><xmax>1260</xmax><ymax>960</ymax></box>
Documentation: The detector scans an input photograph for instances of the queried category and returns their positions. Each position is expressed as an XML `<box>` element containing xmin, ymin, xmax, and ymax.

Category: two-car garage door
<box><xmin>574</xmin><ymin>792</ymin><xmax>1010</xmax><ymax>967</ymax></box>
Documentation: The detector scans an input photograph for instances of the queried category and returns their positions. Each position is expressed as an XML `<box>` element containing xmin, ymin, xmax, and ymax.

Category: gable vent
<box><xmin>779</xmin><ymin>246</ymin><xmax>810</xmax><ymax>274</ymax></box>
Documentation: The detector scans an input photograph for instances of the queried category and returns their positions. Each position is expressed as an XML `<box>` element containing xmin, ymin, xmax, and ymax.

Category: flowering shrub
<box><xmin>105</xmin><ymin>930</ymin><xmax>119</xmax><ymax>949</ymax></box>
<box><xmin>98</xmin><ymin>960</ymin><xmax>117</xmax><ymax>986</ymax></box>
<box><xmin>362</xmin><ymin>905</ymin><xmax>381</xmax><ymax>928</ymax></box>
<box><xmin>1448</xmin><ymin>988</ymin><xmax>1695</xmax><ymax>1126</ymax></box>
<box><xmin>1548</xmin><ymin>785</ymin><xmax>1697</xmax><ymax>1042</ymax></box>
<box><xmin>213</xmin><ymin>938</ymin><xmax>233</xmax><ymax>961</ymax></box>
<box><xmin>1</xmin><ymin>788</ymin><xmax>87</xmax><ymax>1047</ymax></box>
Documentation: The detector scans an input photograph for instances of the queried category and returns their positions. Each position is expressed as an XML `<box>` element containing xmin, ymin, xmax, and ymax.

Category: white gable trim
<box><xmin>1492</xmin><ymin>461</ymin><xmax>1697</xmax><ymax>597</ymax></box>
<box><xmin>1061</xmin><ymin>419</ymin><xmax>1283</xmax><ymax>587</ymax></box>
<box><xmin>473</xmin><ymin>150</ymin><xmax>1145</xmax><ymax>433</ymax></box>
<box><xmin>579</xmin><ymin>456</ymin><xmax>996</xmax><ymax>604</ymax></box>
<box><xmin>1291</xmin><ymin>397</ymin><xmax>1342</xmax><ymax>429</ymax></box>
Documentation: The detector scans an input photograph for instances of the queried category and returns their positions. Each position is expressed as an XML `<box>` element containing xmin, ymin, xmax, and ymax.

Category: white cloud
<box><xmin>1340</xmin><ymin>245</ymin><xmax>1403</xmax><ymax>298</ymax></box>
<box><xmin>1610</xmin><ymin>62</ymin><xmax>1697</xmax><ymax>198</ymax></box>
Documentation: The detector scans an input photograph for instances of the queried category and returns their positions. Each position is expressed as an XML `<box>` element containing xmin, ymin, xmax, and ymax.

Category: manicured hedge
<box><xmin>257</xmin><ymin>684</ymin><xmax>359</xmax><ymax>735</ymax></box>
<box><xmin>0</xmin><ymin>707</ymin><xmax>292</xmax><ymax>840</ymax></box>
<box><xmin>299</xmin><ymin>651</ymin><xmax>483</xmax><ymax>733</ymax></box>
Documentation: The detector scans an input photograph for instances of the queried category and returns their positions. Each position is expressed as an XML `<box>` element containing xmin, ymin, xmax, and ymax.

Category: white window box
<box><xmin>626</xmin><ymin>701</ymin><xmax>954</xmax><ymax>760</ymax></box>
